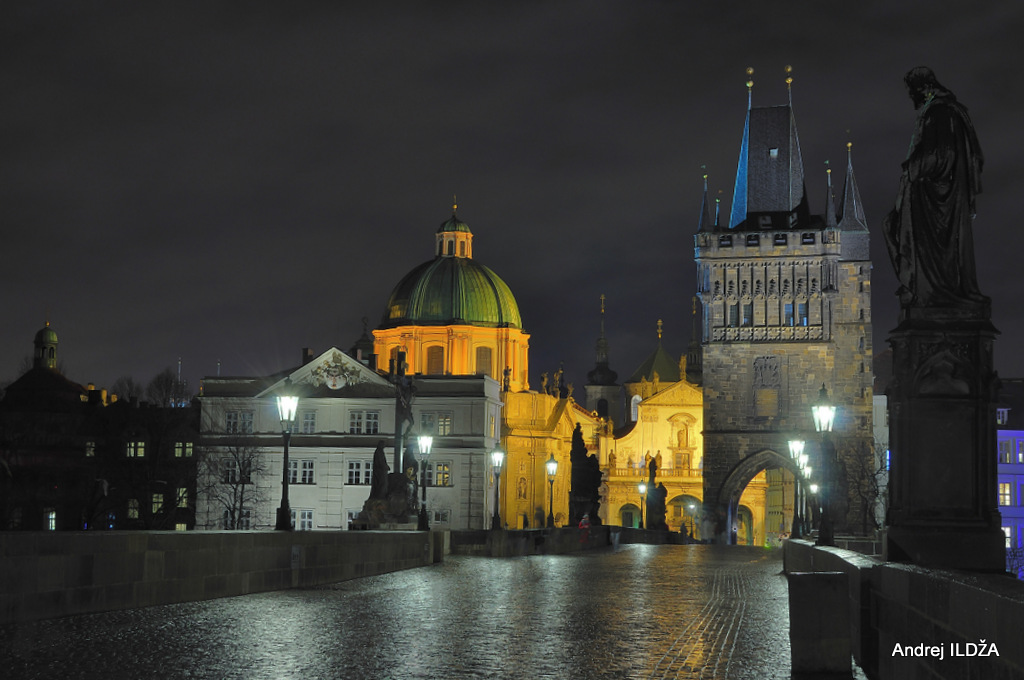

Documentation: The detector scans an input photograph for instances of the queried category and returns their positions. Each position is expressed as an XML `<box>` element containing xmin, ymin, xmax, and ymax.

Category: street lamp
<box><xmin>274</xmin><ymin>380</ymin><xmax>299</xmax><ymax>531</ymax></box>
<box><xmin>788</xmin><ymin>439</ymin><xmax>805</xmax><ymax>539</ymax></box>
<box><xmin>687</xmin><ymin>502</ymin><xmax>696</xmax><ymax>539</ymax></box>
<box><xmin>491</xmin><ymin>447</ymin><xmax>505</xmax><ymax>530</ymax></box>
<box><xmin>638</xmin><ymin>481</ymin><xmax>647</xmax><ymax>529</ymax></box>
<box><xmin>811</xmin><ymin>383</ymin><xmax>837</xmax><ymax>546</ymax></box>
<box><xmin>545</xmin><ymin>454</ymin><xmax>558</xmax><ymax>528</ymax></box>
<box><xmin>417</xmin><ymin>435</ymin><xmax>433</xmax><ymax>531</ymax></box>
<box><xmin>804</xmin><ymin>468</ymin><xmax>815</xmax><ymax>535</ymax></box>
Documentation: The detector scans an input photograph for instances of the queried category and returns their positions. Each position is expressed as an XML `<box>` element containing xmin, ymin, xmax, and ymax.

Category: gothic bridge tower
<box><xmin>694</xmin><ymin>69</ymin><xmax>874</xmax><ymax>543</ymax></box>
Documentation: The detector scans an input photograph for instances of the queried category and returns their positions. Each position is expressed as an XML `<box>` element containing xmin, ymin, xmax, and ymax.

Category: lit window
<box><xmin>421</xmin><ymin>412</ymin><xmax>453</xmax><ymax>436</ymax></box>
<box><xmin>126</xmin><ymin>441</ymin><xmax>146</xmax><ymax>458</ymax></box>
<box><xmin>85</xmin><ymin>441</ymin><xmax>96</xmax><ymax>457</ymax></box>
<box><xmin>996</xmin><ymin>408</ymin><xmax>1009</xmax><ymax>425</ymax></box>
<box><xmin>1003</xmin><ymin>526</ymin><xmax>1013</xmax><ymax>548</ymax></box>
<box><xmin>128</xmin><ymin>499</ymin><xmax>139</xmax><ymax>519</ymax></box>
<box><xmin>175</xmin><ymin>523</ymin><xmax>187</xmax><ymax>532</ymax></box>
<box><xmin>152</xmin><ymin>493</ymin><xmax>164</xmax><ymax>514</ymax></box>
<box><xmin>302</xmin><ymin>412</ymin><xmax>316</xmax><ymax>434</ymax></box>
<box><xmin>784</xmin><ymin>303</ymin><xmax>794</xmax><ymax>326</ymax></box>
<box><xmin>45</xmin><ymin>509</ymin><xmax>56</xmax><ymax>531</ymax></box>
<box><xmin>798</xmin><ymin>303</ymin><xmax>808</xmax><ymax>326</ymax></box>
<box><xmin>177</xmin><ymin>487</ymin><xmax>188</xmax><ymax>508</ymax></box>
<box><xmin>175</xmin><ymin>441</ymin><xmax>193</xmax><ymax>458</ymax></box>
<box><xmin>426</xmin><ymin>462</ymin><xmax>452</xmax><ymax>487</ymax></box>
<box><xmin>999</xmin><ymin>483</ymin><xmax>1013</xmax><ymax>506</ymax></box>
<box><xmin>769</xmin><ymin>147</ymin><xmax>779</xmax><ymax>158</ymax></box>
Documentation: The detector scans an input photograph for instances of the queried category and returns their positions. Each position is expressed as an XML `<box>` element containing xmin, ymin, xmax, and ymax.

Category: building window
<box><xmin>350</xmin><ymin>410</ymin><xmax>380</xmax><ymax>434</ymax></box>
<box><xmin>176</xmin><ymin>488</ymin><xmax>188</xmax><ymax>508</ymax></box>
<box><xmin>222</xmin><ymin>459</ymin><xmax>251</xmax><ymax>485</ymax></box>
<box><xmin>290</xmin><ymin>459</ymin><xmax>315</xmax><ymax>485</ymax></box>
<box><xmin>45</xmin><ymin>509</ymin><xmax>56</xmax><ymax>531</ymax></box>
<box><xmin>773</xmin><ymin>233</ymin><xmax>788</xmax><ymax>246</ymax></box>
<box><xmin>128</xmin><ymin>499</ymin><xmax>139</xmax><ymax>519</ymax></box>
<box><xmin>152</xmin><ymin>493</ymin><xmax>164</xmax><ymax>514</ymax></box>
<box><xmin>349</xmin><ymin>410</ymin><xmax>363</xmax><ymax>433</ymax></box>
<box><xmin>999</xmin><ymin>483</ymin><xmax>1013</xmax><ymax>506</ymax></box>
<box><xmin>630</xmin><ymin>395</ymin><xmax>642</xmax><ymax>422</ymax></box>
<box><xmin>997</xmin><ymin>408</ymin><xmax>1009</xmax><ymax>425</ymax></box>
<box><xmin>1004</xmin><ymin>526</ymin><xmax>1013</xmax><ymax>549</ymax></box>
<box><xmin>1017</xmin><ymin>440</ymin><xmax>1024</xmax><ymax>464</ymax></box>
<box><xmin>85</xmin><ymin>441</ymin><xmax>96</xmax><ymax>457</ymax></box>
<box><xmin>719</xmin><ymin>234</ymin><xmax>732</xmax><ymax>247</ymax></box>
<box><xmin>741</xmin><ymin>303</ymin><xmax>753</xmax><ymax>327</ymax></box>
<box><xmin>126</xmin><ymin>441</ymin><xmax>146</xmax><ymax>458</ymax></box>
<box><xmin>728</xmin><ymin>304</ymin><xmax>738</xmax><ymax>327</ymax></box>
<box><xmin>302</xmin><ymin>412</ymin><xmax>316</xmax><ymax>434</ymax></box>
<box><xmin>175</xmin><ymin>523</ymin><xmax>188</xmax><ymax>532</ymax></box>
<box><xmin>784</xmin><ymin>303</ymin><xmax>794</xmax><ymax>326</ymax></box>
<box><xmin>347</xmin><ymin>460</ymin><xmax>371</xmax><ymax>485</ymax></box>
<box><xmin>365</xmin><ymin>411</ymin><xmax>380</xmax><ymax>434</ymax></box>
<box><xmin>999</xmin><ymin>440</ymin><xmax>1013</xmax><ymax>464</ymax></box>
<box><xmin>746</xmin><ymin>233</ymin><xmax>760</xmax><ymax>246</ymax></box>
<box><xmin>801</xmin><ymin>233</ymin><xmax>816</xmax><ymax>245</ymax></box>
<box><xmin>426</xmin><ymin>462</ymin><xmax>452</xmax><ymax>487</ymax></box>
<box><xmin>476</xmin><ymin>346</ymin><xmax>493</xmax><ymax>378</ymax></box>
<box><xmin>226</xmin><ymin>411</ymin><xmax>254</xmax><ymax>434</ymax></box>
<box><xmin>798</xmin><ymin>302</ymin><xmax>808</xmax><ymax>326</ymax></box>
<box><xmin>291</xmin><ymin>509</ymin><xmax>313</xmax><ymax>531</ymax></box>
<box><xmin>223</xmin><ymin>509</ymin><xmax>251</xmax><ymax>530</ymax></box>
<box><xmin>426</xmin><ymin>346</ymin><xmax>445</xmax><ymax>374</ymax></box>
<box><xmin>421</xmin><ymin>412</ymin><xmax>453</xmax><ymax>436</ymax></box>
<box><xmin>174</xmin><ymin>441</ymin><xmax>193</xmax><ymax>458</ymax></box>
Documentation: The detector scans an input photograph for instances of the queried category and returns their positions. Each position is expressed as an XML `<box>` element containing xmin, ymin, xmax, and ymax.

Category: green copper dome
<box><xmin>380</xmin><ymin>257</ymin><xmax>523</xmax><ymax>329</ymax></box>
<box><xmin>436</xmin><ymin>214</ymin><xmax>471</xmax><ymax>234</ymax></box>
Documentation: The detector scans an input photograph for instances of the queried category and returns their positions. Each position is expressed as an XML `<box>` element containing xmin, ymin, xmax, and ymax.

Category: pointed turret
<box><xmin>824</xmin><ymin>162</ymin><xmax>838</xmax><ymax>229</ymax></box>
<box><xmin>838</xmin><ymin>143</ymin><xmax>870</xmax><ymax>261</ymax></box>
<box><xmin>697</xmin><ymin>171</ymin><xmax>714</xmax><ymax>233</ymax></box>
<box><xmin>684</xmin><ymin>297</ymin><xmax>703</xmax><ymax>386</ymax></box>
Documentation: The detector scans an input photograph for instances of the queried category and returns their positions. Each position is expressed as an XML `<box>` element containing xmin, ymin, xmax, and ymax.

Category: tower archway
<box><xmin>713</xmin><ymin>448</ymin><xmax>800</xmax><ymax>545</ymax></box>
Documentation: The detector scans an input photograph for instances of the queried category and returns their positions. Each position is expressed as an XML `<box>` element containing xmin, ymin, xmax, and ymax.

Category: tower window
<box><xmin>728</xmin><ymin>304</ymin><xmax>739</xmax><ymax>327</ymax></box>
<box><xmin>426</xmin><ymin>346</ymin><xmax>445</xmax><ymax>374</ymax></box>
<box><xmin>773</xmin><ymin>233</ymin><xmax>787</xmax><ymax>246</ymax></box>
<box><xmin>460</xmin><ymin>241</ymin><xmax>466</xmax><ymax>257</ymax></box>
<box><xmin>447</xmin><ymin>240</ymin><xmax>454</xmax><ymax>255</ymax></box>
<box><xmin>801</xmin><ymin>233</ymin><xmax>816</xmax><ymax>245</ymax></box>
<box><xmin>742</xmin><ymin>303</ymin><xmax>753</xmax><ymax>326</ymax></box>
<box><xmin>769</xmin><ymin>148</ymin><xmax>779</xmax><ymax>158</ymax></box>
<box><xmin>746</xmin><ymin>234</ymin><xmax>760</xmax><ymax>246</ymax></box>
<box><xmin>719</xmin><ymin>235</ymin><xmax>732</xmax><ymax>247</ymax></box>
<box><xmin>784</xmin><ymin>303</ymin><xmax>794</xmax><ymax>326</ymax></box>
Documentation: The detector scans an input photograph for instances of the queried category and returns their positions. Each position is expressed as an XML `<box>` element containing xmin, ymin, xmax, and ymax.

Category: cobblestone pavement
<box><xmin>0</xmin><ymin>544</ymin><xmax>866</xmax><ymax>679</ymax></box>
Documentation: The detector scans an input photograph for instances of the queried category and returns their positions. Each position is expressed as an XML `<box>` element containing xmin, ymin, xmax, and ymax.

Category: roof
<box><xmin>437</xmin><ymin>214</ymin><xmax>472</xmax><ymax>234</ymax></box>
<box><xmin>379</xmin><ymin>256</ymin><xmax>522</xmax><ymax>329</ymax></box>
<box><xmin>1</xmin><ymin>367</ymin><xmax>87</xmax><ymax>412</ymax></box>
<box><xmin>626</xmin><ymin>342</ymin><xmax>680</xmax><ymax>384</ymax></box>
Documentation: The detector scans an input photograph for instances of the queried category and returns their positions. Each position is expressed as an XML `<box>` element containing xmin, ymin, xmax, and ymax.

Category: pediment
<box><xmin>257</xmin><ymin>347</ymin><xmax>390</xmax><ymax>397</ymax></box>
<box><xmin>643</xmin><ymin>379</ymin><xmax>702</xmax><ymax>407</ymax></box>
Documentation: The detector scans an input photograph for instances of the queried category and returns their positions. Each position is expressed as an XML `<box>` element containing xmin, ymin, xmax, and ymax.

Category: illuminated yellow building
<box><xmin>373</xmin><ymin>206</ymin><xmax>530</xmax><ymax>392</ymax></box>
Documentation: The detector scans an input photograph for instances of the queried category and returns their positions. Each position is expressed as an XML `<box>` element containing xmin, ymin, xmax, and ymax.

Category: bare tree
<box><xmin>110</xmin><ymin>376</ymin><xmax>145</xmax><ymax>402</ymax></box>
<box><xmin>196</xmin><ymin>436</ymin><xmax>270</xmax><ymax>530</ymax></box>
<box><xmin>847</xmin><ymin>439</ymin><xmax>888</xmax><ymax>535</ymax></box>
<box><xmin>1006</xmin><ymin>547</ymin><xmax>1024</xmax><ymax>580</ymax></box>
<box><xmin>146</xmin><ymin>367</ymin><xmax>191</xmax><ymax>407</ymax></box>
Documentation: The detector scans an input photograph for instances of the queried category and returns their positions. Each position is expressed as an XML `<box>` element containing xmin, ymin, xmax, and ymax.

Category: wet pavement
<box><xmin>0</xmin><ymin>544</ymin><xmax>861</xmax><ymax>679</ymax></box>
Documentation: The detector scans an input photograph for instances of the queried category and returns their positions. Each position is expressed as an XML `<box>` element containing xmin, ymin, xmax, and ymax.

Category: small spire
<box><xmin>824</xmin><ymin>160</ymin><xmax>838</xmax><ymax>228</ymax></box>
<box><xmin>714</xmin><ymin>196</ymin><xmax>721</xmax><ymax>229</ymax></box>
<box><xmin>746</xmin><ymin>67</ymin><xmax>754</xmax><ymax>109</ymax></box>
<box><xmin>452</xmin><ymin>194</ymin><xmax>458</xmax><ymax>215</ymax></box>
<box><xmin>657</xmin><ymin>319</ymin><xmax>663</xmax><ymax>340</ymax></box>
<box><xmin>785</xmin><ymin>65</ymin><xmax>793</xmax><ymax>106</ymax></box>
<box><xmin>839</xmin><ymin>142</ymin><xmax>868</xmax><ymax>231</ymax></box>
<box><xmin>697</xmin><ymin>166</ymin><xmax>713</xmax><ymax>233</ymax></box>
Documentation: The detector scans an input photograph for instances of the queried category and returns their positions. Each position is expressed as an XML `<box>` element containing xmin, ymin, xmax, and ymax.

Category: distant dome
<box><xmin>380</xmin><ymin>257</ymin><xmax>522</xmax><ymax>329</ymax></box>
<box><xmin>34</xmin><ymin>323</ymin><xmax>58</xmax><ymax>347</ymax></box>
<box><xmin>436</xmin><ymin>214</ymin><xmax>471</xmax><ymax>234</ymax></box>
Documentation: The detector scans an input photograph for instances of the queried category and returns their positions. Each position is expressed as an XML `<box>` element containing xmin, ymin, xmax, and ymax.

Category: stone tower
<box><xmin>584</xmin><ymin>295</ymin><xmax>622</xmax><ymax>424</ymax></box>
<box><xmin>694</xmin><ymin>72</ymin><xmax>874</xmax><ymax>543</ymax></box>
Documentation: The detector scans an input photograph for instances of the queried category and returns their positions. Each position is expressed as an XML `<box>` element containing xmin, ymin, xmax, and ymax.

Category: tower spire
<box><xmin>785</xmin><ymin>65</ymin><xmax>793</xmax><ymax>106</ymax></box>
<box><xmin>746</xmin><ymin>67</ymin><xmax>754</xmax><ymax>109</ymax></box>
<box><xmin>824</xmin><ymin>160</ymin><xmax>838</xmax><ymax>228</ymax></box>
<box><xmin>697</xmin><ymin>167</ymin><xmax>714</xmax><ymax>233</ymax></box>
<box><xmin>838</xmin><ymin>142</ymin><xmax>868</xmax><ymax>231</ymax></box>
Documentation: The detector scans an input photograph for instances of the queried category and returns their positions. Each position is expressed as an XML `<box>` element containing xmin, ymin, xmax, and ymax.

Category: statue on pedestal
<box><xmin>883</xmin><ymin>66</ymin><xmax>987</xmax><ymax>309</ymax></box>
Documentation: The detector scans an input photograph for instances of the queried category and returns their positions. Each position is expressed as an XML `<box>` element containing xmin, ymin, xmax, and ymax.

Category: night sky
<box><xmin>4</xmin><ymin>2</ymin><xmax>1023</xmax><ymax>398</ymax></box>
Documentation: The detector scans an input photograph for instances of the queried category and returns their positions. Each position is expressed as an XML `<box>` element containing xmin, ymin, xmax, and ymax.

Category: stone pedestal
<box><xmin>788</xmin><ymin>571</ymin><xmax>851</xmax><ymax>676</ymax></box>
<box><xmin>884</xmin><ymin>306</ymin><xmax>1005</xmax><ymax>571</ymax></box>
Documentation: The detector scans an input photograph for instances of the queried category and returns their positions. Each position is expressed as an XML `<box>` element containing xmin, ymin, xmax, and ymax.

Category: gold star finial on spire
<box><xmin>657</xmin><ymin>319</ymin><xmax>663</xmax><ymax>340</ymax></box>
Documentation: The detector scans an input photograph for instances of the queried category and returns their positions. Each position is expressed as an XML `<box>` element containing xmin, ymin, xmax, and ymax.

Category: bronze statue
<box><xmin>884</xmin><ymin>66</ymin><xmax>986</xmax><ymax>308</ymax></box>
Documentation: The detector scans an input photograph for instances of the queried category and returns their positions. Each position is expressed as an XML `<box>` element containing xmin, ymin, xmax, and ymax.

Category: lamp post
<box><xmin>491</xmin><ymin>447</ymin><xmax>504</xmax><ymax>530</ymax></box>
<box><xmin>638</xmin><ymin>482</ymin><xmax>647</xmax><ymax>529</ymax></box>
<box><xmin>787</xmin><ymin>439</ymin><xmax>805</xmax><ymax>539</ymax></box>
<box><xmin>545</xmin><ymin>454</ymin><xmax>557</xmax><ymax>528</ymax></box>
<box><xmin>811</xmin><ymin>383</ymin><xmax>837</xmax><ymax>546</ymax></box>
<box><xmin>417</xmin><ymin>435</ymin><xmax>433</xmax><ymax>531</ymax></box>
<box><xmin>274</xmin><ymin>380</ymin><xmax>299</xmax><ymax>531</ymax></box>
<box><xmin>687</xmin><ymin>502</ymin><xmax>696</xmax><ymax>539</ymax></box>
<box><xmin>808</xmin><ymin>482</ymin><xmax>819</xmax><ymax>534</ymax></box>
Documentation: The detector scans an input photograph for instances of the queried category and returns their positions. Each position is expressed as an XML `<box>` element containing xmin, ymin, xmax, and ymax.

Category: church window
<box><xmin>742</xmin><ymin>303</ymin><xmax>753</xmax><ymax>326</ymax></box>
<box><xmin>784</xmin><ymin>303</ymin><xmax>795</xmax><ymax>326</ymax></box>
<box><xmin>475</xmin><ymin>346</ymin><xmax>493</xmax><ymax>378</ymax></box>
<box><xmin>447</xmin><ymin>240</ymin><xmax>454</xmax><ymax>255</ymax></box>
<box><xmin>630</xmin><ymin>395</ymin><xmax>642</xmax><ymax>422</ymax></box>
<box><xmin>798</xmin><ymin>303</ymin><xmax>808</xmax><ymax>326</ymax></box>
<box><xmin>728</xmin><ymin>304</ymin><xmax>739</xmax><ymax>327</ymax></box>
<box><xmin>426</xmin><ymin>346</ymin><xmax>444</xmax><ymax>374</ymax></box>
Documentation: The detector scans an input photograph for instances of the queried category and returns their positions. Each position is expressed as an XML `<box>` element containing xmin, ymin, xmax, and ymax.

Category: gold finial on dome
<box><xmin>452</xmin><ymin>194</ymin><xmax>457</xmax><ymax>215</ymax></box>
<box><xmin>657</xmin><ymin>318</ymin><xmax>663</xmax><ymax>340</ymax></box>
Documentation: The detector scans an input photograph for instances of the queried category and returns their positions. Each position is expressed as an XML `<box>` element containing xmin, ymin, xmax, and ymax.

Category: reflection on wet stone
<box><xmin>1</xmin><ymin>545</ymin><xmax>857</xmax><ymax>679</ymax></box>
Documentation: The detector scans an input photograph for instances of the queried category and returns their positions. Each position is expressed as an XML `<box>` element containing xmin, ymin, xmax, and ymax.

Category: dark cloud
<box><xmin>3</xmin><ymin>1</ymin><xmax>1022</xmax><ymax>394</ymax></box>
